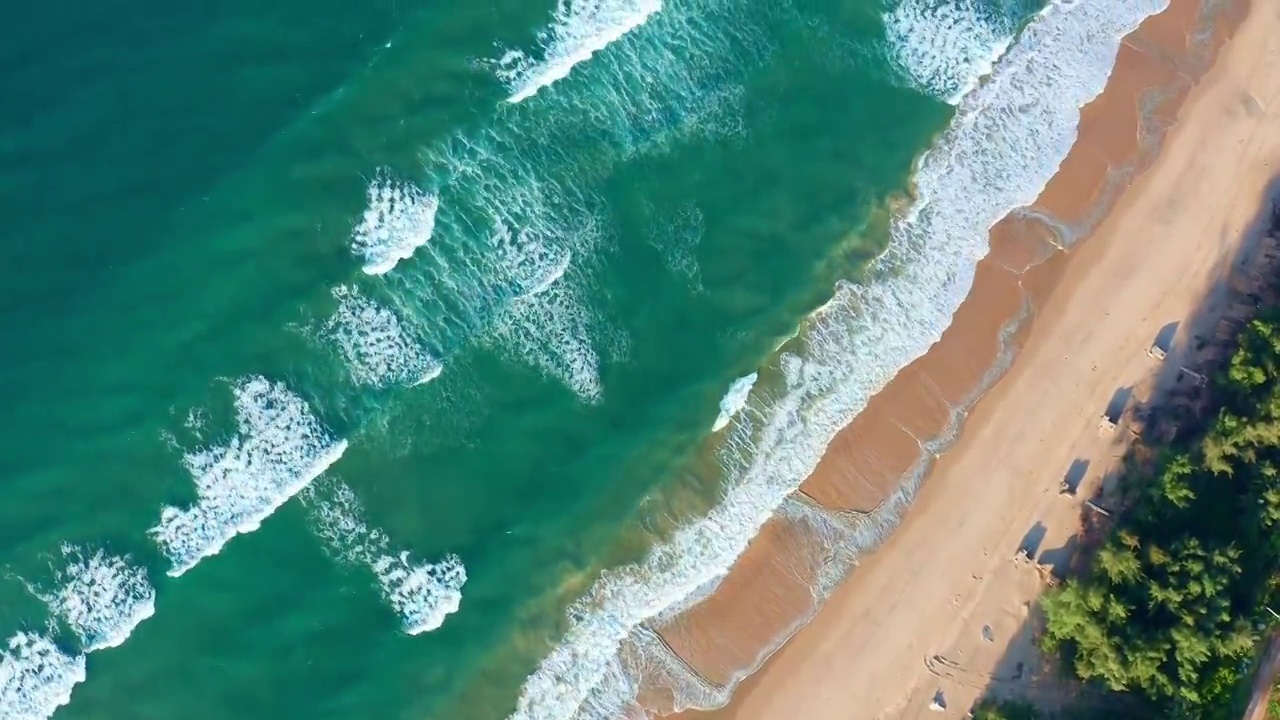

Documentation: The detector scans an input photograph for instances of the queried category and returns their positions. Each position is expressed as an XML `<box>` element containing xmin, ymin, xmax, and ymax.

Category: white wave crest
<box><xmin>509</xmin><ymin>0</ymin><xmax>1169</xmax><ymax>717</ymax></box>
<box><xmin>150</xmin><ymin>377</ymin><xmax>349</xmax><ymax>577</ymax></box>
<box><xmin>500</xmin><ymin>0</ymin><xmax>663</xmax><ymax>103</ymax></box>
<box><xmin>326</xmin><ymin>285</ymin><xmax>443</xmax><ymax>387</ymax></box>
<box><xmin>371</xmin><ymin>552</ymin><xmax>467</xmax><ymax>635</ymax></box>
<box><xmin>303</xmin><ymin>480</ymin><xmax>467</xmax><ymax>635</ymax></box>
<box><xmin>712</xmin><ymin>373</ymin><xmax>757</xmax><ymax>432</ymax></box>
<box><xmin>520</xmin><ymin>250</ymin><xmax>572</xmax><ymax>300</ymax></box>
<box><xmin>38</xmin><ymin>546</ymin><xmax>155</xmax><ymax>652</ymax></box>
<box><xmin>353</xmin><ymin>172</ymin><xmax>439</xmax><ymax>275</ymax></box>
<box><xmin>885</xmin><ymin>0</ymin><xmax>1017</xmax><ymax>104</ymax></box>
<box><xmin>0</xmin><ymin>633</ymin><xmax>85</xmax><ymax>720</ymax></box>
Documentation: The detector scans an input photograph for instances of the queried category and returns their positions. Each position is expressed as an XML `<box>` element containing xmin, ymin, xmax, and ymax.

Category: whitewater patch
<box><xmin>519</xmin><ymin>250</ymin><xmax>572</xmax><ymax>300</ymax></box>
<box><xmin>393</xmin><ymin>0</ymin><xmax>767</xmax><ymax>400</ymax></box>
<box><xmin>885</xmin><ymin>0</ymin><xmax>1018</xmax><ymax>104</ymax></box>
<box><xmin>493</xmin><ymin>277</ymin><xmax>604</xmax><ymax>402</ymax></box>
<box><xmin>712</xmin><ymin>373</ymin><xmax>757</xmax><ymax>432</ymax></box>
<box><xmin>4</xmin><ymin>549</ymin><xmax>155</xmax><ymax>719</ymax></box>
<box><xmin>302</xmin><ymin>480</ymin><xmax>466</xmax><ymax>635</ymax></box>
<box><xmin>36</xmin><ymin>546</ymin><xmax>155</xmax><ymax>653</ymax></box>
<box><xmin>0</xmin><ymin>633</ymin><xmax>85</xmax><ymax>720</ymax></box>
<box><xmin>325</xmin><ymin>285</ymin><xmax>443</xmax><ymax>388</ymax></box>
<box><xmin>508</xmin><ymin>0</ymin><xmax>1170</xmax><ymax>717</ymax></box>
<box><xmin>352</xmin><ymin>172</ymin><xmax>439</xmax><ymax>276</ymax></box>
<box><xmin>499</xmin><ymin>0</ymin><xmax>663</xmax><ymax>103</ymax></box>
<box><xmin>397</xmin><ymin>129</ymin><xmax>614</xmax><ymax>402</ymax></box>
<box><xmin>150</xmin><ymin>377</ymin><xmax>349</xmax><ymax>577</ymax></box>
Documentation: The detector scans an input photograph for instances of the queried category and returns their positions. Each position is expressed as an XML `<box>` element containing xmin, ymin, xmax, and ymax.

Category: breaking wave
<box><xmin>325</xmin><ymin>285</ymin><xmax>444</xmax><ymax>388</ymax></box>
<box><xmin>712</xmin><ymin>373</ymin><xmax>757</xmax><ymax>432</ymax></box>
<box><xmin>352</xmin><ymin>171</ymin><xmax>439</xmax><ymax>276</ymax></box>
<box><xmin>885</xmin><ymin>0</ymin><xmax>1018</xmax><ymax>104</ymax></box>
<box><xmin>150</xmin><ymin>377</ymin><xmax>349</xmax><ymax>577</ymax></box>
<box><xmin>508</xmin><ymin>0</ymin><xmax>1169</xmax><ymax>717</ymax></box>
<box><xmin>37</xmin><ymin>546</ymin><xmax>155</xmax><ymax>652</ymax></box>
<box><xmin>0</xmin><ymin>633</ymin><xmax>85</xmax><ymax>720</ymax></box>
<box><xmin>4</xmin><ymin>549</ymin><xmax>155</xmax><ymax>719</ymax></box>
<box><xmin>302</xmin><ymin>480</ymin><xmax>466</xmax><ymax>635</ymax></box>
<box><xmin>499</xmin><ymin>0</ymin><xmax>663</xmax><ymax>103</ymax></box>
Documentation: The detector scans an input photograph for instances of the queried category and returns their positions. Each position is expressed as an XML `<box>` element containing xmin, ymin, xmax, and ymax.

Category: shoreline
<box><xmin>655</xmin><ymin>0</ymin><xmax>1274</xmax><ymax>716</ymax></box>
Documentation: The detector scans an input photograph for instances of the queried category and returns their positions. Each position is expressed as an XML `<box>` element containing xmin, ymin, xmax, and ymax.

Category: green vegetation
<box><xmin>1038</xmin><ymin>315</ymin><xmax>1280</xmax><ymax>719</ymax></box>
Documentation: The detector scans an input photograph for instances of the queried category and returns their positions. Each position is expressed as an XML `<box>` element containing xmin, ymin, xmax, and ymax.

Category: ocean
<box><xmin>0</xmin><ymin>0</ymin><xmax>1165</xmax><ymax>719</ymax></box>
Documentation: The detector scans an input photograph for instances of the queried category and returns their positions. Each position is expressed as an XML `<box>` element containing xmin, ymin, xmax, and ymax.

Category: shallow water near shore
<box><xmin>0</xmin><ymin>0</ymin><xmax>1167</xmax><ymax>718</ymax></box>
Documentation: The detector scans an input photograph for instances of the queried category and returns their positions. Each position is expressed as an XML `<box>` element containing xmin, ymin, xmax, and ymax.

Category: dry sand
<box><xmin>667</xmin><ymin>0</ymin><xmax>1280</xmax><ymax>717</ymax></box>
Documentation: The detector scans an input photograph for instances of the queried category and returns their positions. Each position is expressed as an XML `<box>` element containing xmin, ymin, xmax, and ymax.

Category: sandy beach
<box><xmin>662</xmin><ymin>0</ymin><xmax>1280</xmax><ymax>717</ymax></box>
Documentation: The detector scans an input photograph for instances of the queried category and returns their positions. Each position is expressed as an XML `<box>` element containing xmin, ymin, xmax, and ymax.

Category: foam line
<box><xmin>884</xmin><ymin>0</ymin><xmax>1018</xmax><ymax>104</ymax></box>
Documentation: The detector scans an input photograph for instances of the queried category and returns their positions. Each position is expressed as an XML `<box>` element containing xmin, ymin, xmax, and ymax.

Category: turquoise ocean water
<box><xmin>0</xmin><ymin>0</ymin><xmax>1171</xmax><ymax>718</ymax></box>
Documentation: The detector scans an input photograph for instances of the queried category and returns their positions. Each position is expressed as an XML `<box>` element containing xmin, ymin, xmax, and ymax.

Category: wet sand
<box><xmin>662</xmin><ymin>0</ymin><xmax>1280</xmax><ymax>716</ymax></box>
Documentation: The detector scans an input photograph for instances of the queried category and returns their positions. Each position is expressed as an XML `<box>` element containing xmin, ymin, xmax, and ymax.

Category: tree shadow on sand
<box><xmin>966</xmin><ymin>176</ymin><xmax>1280</xmax><ymax>718</ymax></box>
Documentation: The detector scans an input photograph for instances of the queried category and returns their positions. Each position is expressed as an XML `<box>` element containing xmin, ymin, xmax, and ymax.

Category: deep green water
<box><xmin>0</xmin><ymin>0</ymin><xmax>1121</xmax><ymax>718</ymax></box>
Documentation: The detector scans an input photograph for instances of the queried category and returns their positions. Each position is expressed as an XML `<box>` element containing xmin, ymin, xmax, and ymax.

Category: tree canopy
<box><xmin>1040</xmin><ymin>315</ymin><xmax>1280</xmax><ymax>718</ymax></box>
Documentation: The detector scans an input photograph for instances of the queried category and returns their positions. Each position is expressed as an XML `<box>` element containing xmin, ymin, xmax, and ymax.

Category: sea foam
<box><xmin>500</xmin><ymin>0</ymin><xmax>663</xmax><ymax>103</ymax></box>
<box><xmin>712</xmin><ymin>373</ymin><xmax>758</xmax><ymax>432</ymax></box>
<box><xmin>326</xmin><ymin>285</ymin><xmax>443</xmax><ymax>388</ymax></box>
<box><xmin>508</xmin><ymin>0</ymin><xmax>1169</xmax><ymax>717</ymax></box>
<box><xmin>38</xmin><ymin>546</ymin><xmax>155</xmax><ymax>652</ymax></box>
<box><xmin>0</xmin><ymin>633</ymin><xmax>85</xmax><ymax>720</ymax></box>
<box><xmin>885</xmin><ymin>0</ymin><xmax>1017</xmax><ymax>104</ymax></box>
<box><xmin>494</xmin><ymin>280</ymin><xmax>604</xmax><ymax>402</ymax></box>
<box><xmin>397</xmin><ymin>0</ymin><xmax>762</xmax><ymax>401</ymax></box>
<box><xmin>404</xmin><ymin>130</ymin><xmax>613</xmax><ymax>403</ymax></box>
<box><xmin>3</xmin><ymin>550</ymin><xmax>156</xmax><ymax>720</ymax></box>
<box><xmin>150</xmin><ymin>377</ymin><xmax>349</xmax><ymax>577</ymax></box>
<box><xmin>353</xmin><ymin>172</ymin><xmax>439</xmax><ymax>276</ymax></box>
<box><xmin>303</xmin><ymin>480</ymin><xmax>466</xmax><ymax>635</ymax></box>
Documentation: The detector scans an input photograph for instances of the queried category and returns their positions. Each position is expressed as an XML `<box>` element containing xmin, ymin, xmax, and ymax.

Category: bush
<box><xmin>972</xmin><ymin>699</ymin><xmax>1042</xmax><ymax>720</ymax></box>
